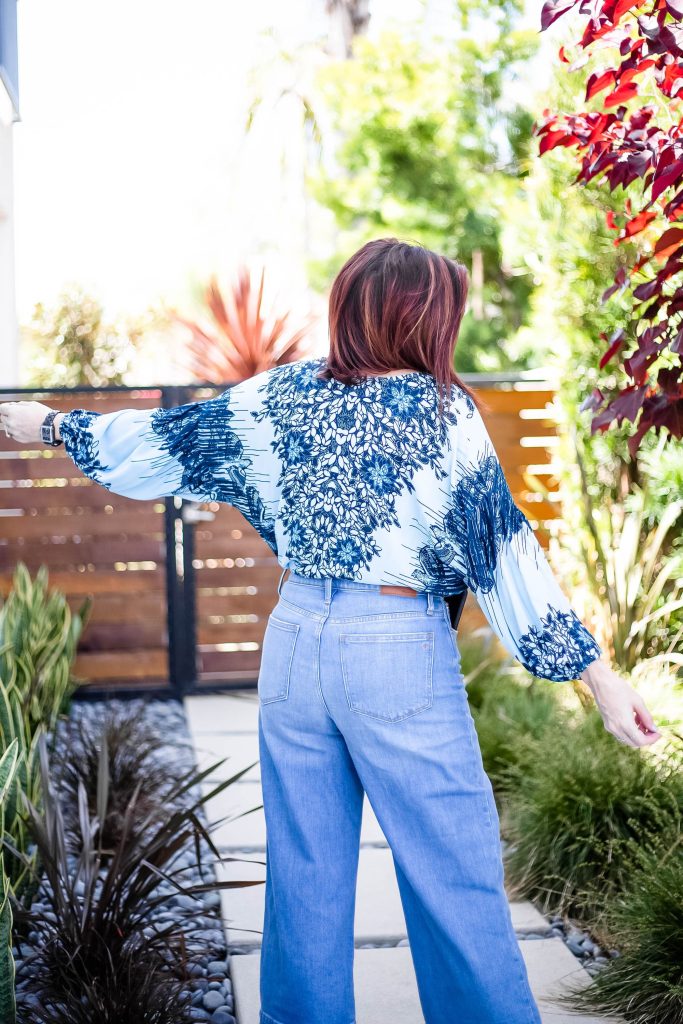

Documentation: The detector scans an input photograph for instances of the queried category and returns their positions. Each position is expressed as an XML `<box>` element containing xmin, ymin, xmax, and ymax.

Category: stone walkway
<box><xmin>185</xmin><ymin>692</ymin><xmax>622</xmax><ymax>1024</ymax></box>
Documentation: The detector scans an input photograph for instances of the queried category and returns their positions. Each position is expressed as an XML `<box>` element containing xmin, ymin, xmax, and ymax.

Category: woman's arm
<box><xmin>448</xmin><ymin>394</ymin><xmax>662</xmax><ymax>749</ymax></box>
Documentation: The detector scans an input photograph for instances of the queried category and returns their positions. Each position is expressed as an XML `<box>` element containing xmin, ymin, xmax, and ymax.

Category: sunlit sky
<box><xmin>12</xmin><ymin>0</ymin><xmax>549</xmax><ymax>332</ymax></box>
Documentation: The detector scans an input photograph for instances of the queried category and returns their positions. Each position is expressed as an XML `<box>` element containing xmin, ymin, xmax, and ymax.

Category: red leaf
<box><xmin>539</xmin><ymin>130</ymin><xmax>578</xmax><ymax>154</ymax></box>
<box><xmin>652</xmin><ymin>156</ymin><xmax>683</xmax><ymax>202</ymax></box>
<box><xmin>586</xmin><ymin>68</ymin><xmax>616</xmax><ymax>99</ymax></box>
<box><xmin>599</xmin><ymin>328</ymin><xmax>625</xmax><ymax>368</ymax></box>
<box><xmin>606</xmin><ymin>210</ymin><xmax>619</xmax><ymax>230</ymax></box>
<box><xmin>611</xmin><ymin>0</ymin><xmax>641</xmax><ymax>24</ymax></box>
<box><xmin>666</xmin><ymin>0</ymin><xmax>683</xmax><ymax>18</ymax></box>
<box><xmin>633</xmin><ymin>277</ymin><xmax>660</xmax><ymax>300</ymax></box>
<box><xmin>653</xmin><ymin>225</ymin><xmax>683</xmax><ymax>260</ymax></box>
<box><xmin>611</xmin><ymin>385</ymin><xmax>649</xmax><ymax>423</ymax></box>
<box><xmin>541</xmin><ymin>0</ymin><xmax>577</xmax><ymax>30</ymax></box>
<box><xmin>617</xmin><ymin>210</ymin><xmax>658</xmax><ymax>242</ymax></box>
<box><xmin>604</xmin><ymin>82</ymin><xmax>639</xmax><ymax>106</ymax></box>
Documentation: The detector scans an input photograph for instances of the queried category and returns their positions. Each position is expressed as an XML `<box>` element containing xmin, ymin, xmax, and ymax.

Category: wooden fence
<box><xmin>0</xmin><ymin>377</ymin><xmax>562</xmax><ymax>695</ymax></box>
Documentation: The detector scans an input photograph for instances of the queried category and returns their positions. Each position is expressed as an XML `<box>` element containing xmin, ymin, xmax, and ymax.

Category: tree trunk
<box><xmin>325</xmin><ymin>0</ymin><xmax>371</xmax><ymax>58</ymax></box>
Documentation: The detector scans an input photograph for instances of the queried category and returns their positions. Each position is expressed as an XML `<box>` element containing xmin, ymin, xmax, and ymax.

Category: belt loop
<box><xmin>324</xmin><ymin>577</ymin><xmax>333</xmax><ymax>609</ymax></box>
<box><xmin>426</xmin><ymin>591</ymin><xmax>435</xmax><ymax>616</ymax></box>
<box><xmin>277</xmin><ymin>567</ymin><xmax>288</xmax><ymax>596</ymax></box>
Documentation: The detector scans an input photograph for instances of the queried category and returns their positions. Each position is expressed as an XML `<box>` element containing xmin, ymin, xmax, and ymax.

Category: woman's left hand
<box><xmin>0</xmin><ymin>401</ymin><xmax>55</xmax><ymax>443</ymax></box>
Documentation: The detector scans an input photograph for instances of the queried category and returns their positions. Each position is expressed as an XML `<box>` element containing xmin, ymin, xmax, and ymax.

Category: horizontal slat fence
<box><xmin>0</xmin><ymin>387</ymin><xmax>174</xmax><ymax>693</ymax></box>
<box><xmin>0</xmin><ymin>378</ymin><xmax>562</xmax><ymax>693</ymax></box>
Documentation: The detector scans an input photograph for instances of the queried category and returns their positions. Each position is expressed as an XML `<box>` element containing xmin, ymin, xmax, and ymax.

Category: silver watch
<box><xmin>40</xmin><ymin>410</ymin><xmax>63</xmax><ymax>447</ymax></box>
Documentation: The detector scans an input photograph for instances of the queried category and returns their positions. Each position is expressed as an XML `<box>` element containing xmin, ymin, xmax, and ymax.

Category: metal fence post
<box><xmin>161</xmin><ymin>385</ymin><xmax>198</xmax><ymax>697</ymax></box>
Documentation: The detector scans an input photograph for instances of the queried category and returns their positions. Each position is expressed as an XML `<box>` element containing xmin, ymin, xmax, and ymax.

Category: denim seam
<box><xmin>259</xmin><ymin>620</ymin><xmax>300</xmax><ymax>704</ymax></box>
<box><xmin>314</xmin><ymin>590</ymin><xmax>334</xmax><ymax>720</ymax></box>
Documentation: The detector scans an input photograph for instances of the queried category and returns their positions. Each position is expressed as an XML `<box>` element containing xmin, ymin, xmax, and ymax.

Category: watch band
<box><xmin>40</xmin><ymin>409</ymin><xmax>64</xmax><ymax>447</ymax></box>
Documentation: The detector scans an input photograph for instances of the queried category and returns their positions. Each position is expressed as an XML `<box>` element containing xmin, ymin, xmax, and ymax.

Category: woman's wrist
<box><xmin>52</xmin><ymin>412</ymin><xmax>65</xmax><ymax>441</ymax></box>
<box><xmin>580</xmin><ymin>656</ymin><xmax>617</xmax><ymax>694</ymax></box>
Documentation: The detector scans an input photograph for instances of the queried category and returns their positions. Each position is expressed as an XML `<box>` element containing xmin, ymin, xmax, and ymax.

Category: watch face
<box><xmin>41</xmin><ymin>425</ymin><xmax>51</xmax><ymax>443</ymax></box>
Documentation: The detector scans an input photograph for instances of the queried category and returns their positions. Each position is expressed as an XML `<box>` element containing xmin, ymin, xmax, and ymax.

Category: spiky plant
<box><xmin>54</xmin><ymin>704</ymin><xmax>179</xmax><ymax>852</ymax></box>
<box><xmin>0</xmin><ymin>740</ymin><xmax>19</xmax><ymax>1024</ymax></box>
<box><xmin>172</xmin><ymin>265</ymin><xmax>318</xmax><ymax>383</ymax></box>
<box><xmin>8</xmin><ymin>734</ymin><xmax>263</xmax><ymax>1023</ymax></box>
<box><xmin>0</xmin><ymin>562</ymin><xmax>91</xmax><ymax>735</ymax></box>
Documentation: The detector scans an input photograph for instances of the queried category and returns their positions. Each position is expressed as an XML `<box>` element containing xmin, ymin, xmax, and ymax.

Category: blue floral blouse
<box><xmin>59</xmin><ymin>356</ymin><xmax>602</xmax><ymax>682</ymax></box>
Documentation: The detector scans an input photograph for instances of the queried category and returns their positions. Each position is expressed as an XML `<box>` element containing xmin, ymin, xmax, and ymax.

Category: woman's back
<box><xmin>59</xmin><ymin>354</ymin><xmax>603</xmax><ymax>683</ymax></box>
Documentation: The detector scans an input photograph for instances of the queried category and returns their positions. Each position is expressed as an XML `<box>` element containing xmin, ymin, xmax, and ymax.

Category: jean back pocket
<box><xmin>339</xmin><ymin>631</ymin><xmax>434</xmax><ymax>723</ymax></box>
<box><xmin>258</xmin><ymin>615</ymin><xmax>300</xmax><ymax>704</ymax></box>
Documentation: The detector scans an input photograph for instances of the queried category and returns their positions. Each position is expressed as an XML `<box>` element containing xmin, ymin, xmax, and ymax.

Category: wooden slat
<box><xmin>197</xmin><ymin>621</ymin><xmax>270</xmax><ymax>645</ymax></box>
<box><xmin>195</xmin><ymin>564</ymin><xmax>281</xmax><ymax>590</ymax></box>
<box><xmin>0</xmin><ymin>539</ymin><xmax>165</xmax><ymax>570</ymax></box>
<box><xmin>475</xmin><ymin>388</ymin><xmax>557</xmax><ymax>414</ymax></box>
<box><xmin>196</xmin><ymin>591</ymin><xmax>279</xmax><ymax>617</ymax></box>
<box><xmin>83</xmin><ymin>592</ymin><xmax>166</xmax><ymax>623</ymax></box>
<box><xmin>79</xmin><ymin>622</ymin><xmax>167</xmax><ymax>650</ymax></box>
<box><xmin>194</xmin><ymin>534</ymin><xmax>278</xmax><ymax>559</ymax></box>
<box><xmin>0</xmin><ymin>569</ymin><xmax>165</xmax><ymax>596</ymax></box>
<box><xmin>74</xmin><ymin>648</ymin><xmax>168</xmax><ymax>681</ymax></box>
<box><xmin>0</xmin><ymin>511</ymin><xmax>164</xmax><ymax>539</ymax></box>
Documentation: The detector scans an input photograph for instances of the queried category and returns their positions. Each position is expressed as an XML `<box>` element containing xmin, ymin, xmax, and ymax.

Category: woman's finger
<box><xmin>633</xmin><ymin>697</ymin><xmax>660</xmax><ymax>736</ymax></box>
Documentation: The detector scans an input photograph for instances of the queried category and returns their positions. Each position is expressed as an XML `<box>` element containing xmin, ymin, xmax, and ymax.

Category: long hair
<box><xmin>318</xmin><ymin>237</ymin><xmax>483</xmax><ymax>417</ymax></box>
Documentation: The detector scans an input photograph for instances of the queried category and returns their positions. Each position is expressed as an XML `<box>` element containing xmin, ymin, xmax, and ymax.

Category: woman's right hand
<box><xmin>580</xmin><ymin>657</ymin><xmax>664</xmax><ymax>748</ymax></box>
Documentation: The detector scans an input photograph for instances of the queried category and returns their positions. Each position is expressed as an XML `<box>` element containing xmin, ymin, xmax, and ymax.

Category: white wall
<box><xmin>0</xmin><ymin>106</ymin><xmax>18</xmax><ymax>387</ymax></box>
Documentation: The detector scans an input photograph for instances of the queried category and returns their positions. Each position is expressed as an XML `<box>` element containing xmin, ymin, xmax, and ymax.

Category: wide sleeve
<box><xmin>448</xmin><ymin>396</ymin><xmax>602</xmax><ymax>683</ymax></box>
<box><xmin>59</xmin><ymin>379</ymin><xmax>279</xmax><ymax>549</ymax></box>
<box><xmin>59</xmin><ymin>393</ymin><xmax>238</xmax><ymax>501</ymax></box>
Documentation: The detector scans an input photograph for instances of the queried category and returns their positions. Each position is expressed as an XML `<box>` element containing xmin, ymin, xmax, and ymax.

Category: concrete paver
<box><xmin>215</xmin><ymin>845</ymin><xmax>552</xmax><ymax>948</ymax></box>
<box><xmin>204</xmin><ymin>780</ymin><xmax>388</xmax><ymax>850</ymax></box>
<box><xmin>186</xmin><ymin>695</ymin><xmax>623</xmax><ymax>1024</ymax></box>
<box><xmin>230</xmin><ymin>942</ymin><xmax>621</xmax><ymax>1024</ymax></box>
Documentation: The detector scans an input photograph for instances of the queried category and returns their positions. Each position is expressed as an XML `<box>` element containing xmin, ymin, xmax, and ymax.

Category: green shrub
<box><xmin>500</xmin><ymin>709</ymin><xmax>683</xmax><ymax>920</ymax></box>
<box><xmin>470</xmin><ymin>673</ymin><xmax>565</xmax><ymax>790</ymax></box>
<box><xmin>552</xmin><ymin>823</ymin><xmax>683</xmax><ymax>1024</ymax></box>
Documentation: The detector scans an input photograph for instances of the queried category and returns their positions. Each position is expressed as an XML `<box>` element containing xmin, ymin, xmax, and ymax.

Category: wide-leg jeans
<box><xmin>256</xmin><ymin>570</ymin><xmax>542</xmax><ymax>1024</ymax></box>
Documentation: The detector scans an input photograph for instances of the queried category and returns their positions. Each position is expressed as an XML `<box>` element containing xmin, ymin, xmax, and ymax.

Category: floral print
<box><xmin>250</xmin><ymin>357</ymin><xmax>460</xmax><ymax>577</ymax></box>
<box><xmin>517</xmin><ymin>606</ymin><xmax>602</xmax><ymax>682</ymax></box>
<box><xmin>59</xmin><ymin>356</ymin><xmax>602</xmax><ymax>682</ymax></box>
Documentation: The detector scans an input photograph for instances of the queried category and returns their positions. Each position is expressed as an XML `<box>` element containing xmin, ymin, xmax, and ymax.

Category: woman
<box><xmin>1</xmin><ymin>238</ymin><xmax>662</xmax><ymax>1024</ymax></box>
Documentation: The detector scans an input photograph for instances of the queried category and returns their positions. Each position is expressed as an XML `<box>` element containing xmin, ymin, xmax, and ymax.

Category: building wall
<box><xmin>0</xmin><ymin>115</ymin><xmax>18</xmax><ymax>385</ymax></box>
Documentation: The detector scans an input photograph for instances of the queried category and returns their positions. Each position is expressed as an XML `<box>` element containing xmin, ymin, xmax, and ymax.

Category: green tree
<box><xmin>308</xmin><ymin>11</ymin><xmax>539</xmax><ymax>372</ymax></box>
<box><xmin>22</xmin><ymin>286</ymin><xmax>148</xmax><ymax>388</ymax></box>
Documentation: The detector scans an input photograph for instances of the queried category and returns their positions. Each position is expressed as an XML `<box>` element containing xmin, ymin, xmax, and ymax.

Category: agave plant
<box><xmin>8</xmin><ymin>733</ymin><xmax>263</xmax><ymax>1023</ymax></box>
<box><xmin>0</xmin><ymin>739</ymin><xmax>19</xmax><ymax>1024</ymax></box>
<box><xmin>172</xmin><ymin>265</ymin><xmax>318</xmax><ymax>383</ymax></box>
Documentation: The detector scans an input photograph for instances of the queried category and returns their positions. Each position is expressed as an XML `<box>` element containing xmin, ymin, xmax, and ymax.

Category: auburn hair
<box><xmin>318</xmin><ymin>237</ymin><xmax>484</xmax><ymax>418</ymax></box>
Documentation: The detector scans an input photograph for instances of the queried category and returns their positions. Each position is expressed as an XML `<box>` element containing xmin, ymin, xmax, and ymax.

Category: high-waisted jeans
<box><xmin>256</xmin><ymin>570</ymin><xmax>542</xmax><ymax>1024</ymax></box>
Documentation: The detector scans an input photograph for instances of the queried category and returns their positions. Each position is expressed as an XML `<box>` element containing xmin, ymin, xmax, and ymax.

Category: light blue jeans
<box><xmin>257</xmin><ymin>571</ymin><xmax>542</xmax><ymax>1024</ymax></box>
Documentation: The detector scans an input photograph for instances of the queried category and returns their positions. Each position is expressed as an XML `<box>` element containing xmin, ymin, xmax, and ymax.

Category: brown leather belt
<box><xmin>379</xmin><ymin>584</ymin><xmax>419</xmax><ymax>597</ymax></box>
